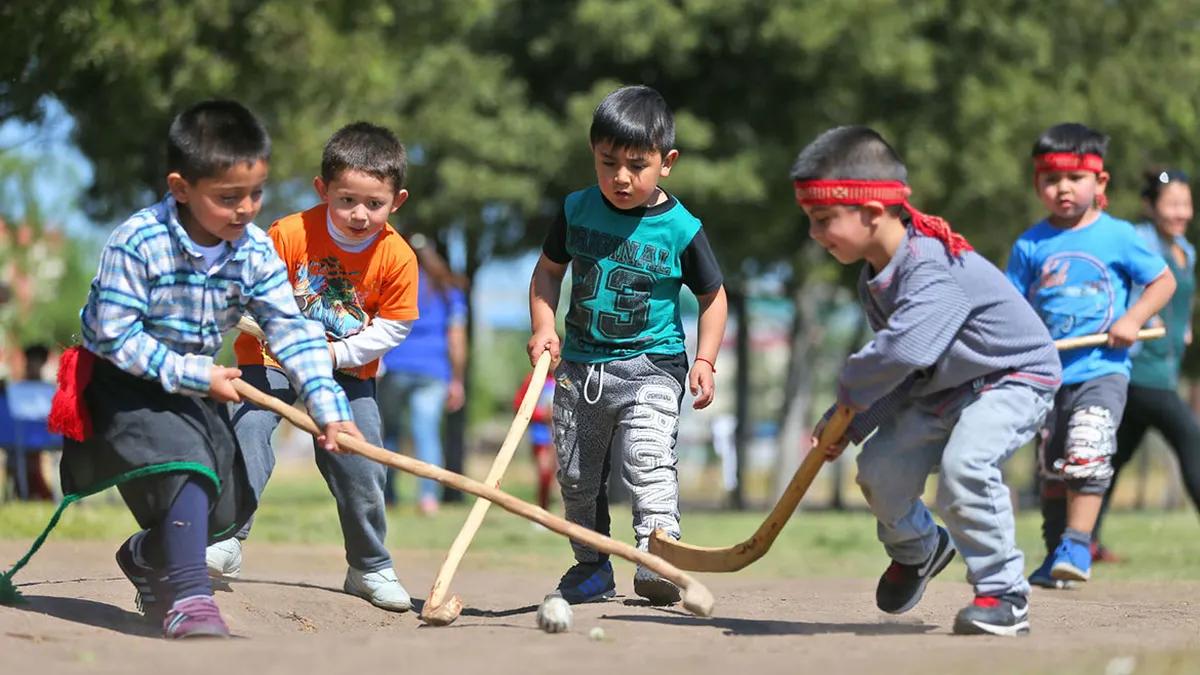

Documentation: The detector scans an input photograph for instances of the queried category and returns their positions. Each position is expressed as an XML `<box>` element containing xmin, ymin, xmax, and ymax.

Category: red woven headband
<box><xmin>793</xmin><ymin>179</ymin><xmax>972</xmax><ymax>256</ymax></box>
<box><xmin>1033</xmin><ymin>153</ymin><xmax>1104</xmax><ymax>174</ymax></box>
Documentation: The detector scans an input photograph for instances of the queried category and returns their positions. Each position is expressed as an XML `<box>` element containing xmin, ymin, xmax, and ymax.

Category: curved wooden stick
<box><xmin>1054</xmin><ymin>326</ymin><xmax>1165</xmax><ymax>351</ymax></box>
<box><xmin>649</xmin><ymin>406</ymin><xmax>854</xmax><ymax>572</ymax></box>
<box><xmin>419</xmin><ymin>351</ymin><xmax>552</xmax><ymax>626</ymax></box>
<box><xmin>230</xmin><ymin>379</ymin><xmax>715</xmax><ymax>617</ymax></box>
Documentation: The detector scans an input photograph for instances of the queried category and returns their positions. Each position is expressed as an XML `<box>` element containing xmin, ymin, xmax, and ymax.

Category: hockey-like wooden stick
<box><xmin>420</xmin><ymin>351</ymin><xmax>552</xmax><ymax>626</ymax></box>
<box><xmin>1053</xmin><ymin>326</ymin><xmax>1165</xmax><ymax>351</ymax></box>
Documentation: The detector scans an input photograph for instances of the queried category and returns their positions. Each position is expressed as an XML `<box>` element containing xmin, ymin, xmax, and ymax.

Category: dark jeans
<box><xmin>1095</xmin><ymin>384</ymin><xmax>1200</xmax><ymax>542</ymax></box>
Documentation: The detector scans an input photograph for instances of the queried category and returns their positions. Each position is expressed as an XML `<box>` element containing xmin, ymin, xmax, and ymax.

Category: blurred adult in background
<box><xmin>378</xmin><ymin>234</ymin><xmax>468</xmax><ymax>515</ymax></box>
<box><xmin>3</xmin><ymin>343</ymin><xmax>57</xmax><ymax>500</ymax></box>
<box><xmin>1094</xmin><ymin>168</ymin><xmax>1200</xmax><ymax>560</ymax></box>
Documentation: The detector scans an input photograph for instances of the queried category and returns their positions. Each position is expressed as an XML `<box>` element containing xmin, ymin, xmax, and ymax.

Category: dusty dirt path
<box><xmin>2</xmin><ymin>542</ymin><xmax>1198</xmax><ymax>674</ymax></box>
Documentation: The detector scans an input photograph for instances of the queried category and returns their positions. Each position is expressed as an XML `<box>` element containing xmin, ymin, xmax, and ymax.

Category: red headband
<box><xmin>794</xmin><ymin>179</ymin><xmax>972</xmax><ymax>257</ymax></box>
<box><xmin>1033</xmin><ymin>153</ymin><xmax>1108</xmax><ymax>209</ymax></box>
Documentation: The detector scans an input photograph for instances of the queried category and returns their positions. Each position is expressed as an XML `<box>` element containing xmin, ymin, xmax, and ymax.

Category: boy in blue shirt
<box><xmin>1007</xmin><ymin>123</ymin><xmax>1176</xmax><ymax>588</ymax></box>
<box><xmin>527</xmin><ymin>85</ymin><xmax>727</xmax><ymax>606</ymax></box>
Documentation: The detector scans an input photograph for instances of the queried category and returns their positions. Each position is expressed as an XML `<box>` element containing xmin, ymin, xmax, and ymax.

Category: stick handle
<box><xmin>1054</xmin><ymin>326</ymin><xmax>1165</xmax><ymax>351</ymax></box>
<box><xmin>230</xmin><ymin>379</ymin><xmax>714</xmax><ymax>617</ymax></box>
<box><xmin>424</xmin><ymin>351</ymin><xmax>552</xmax><ymax>612</ymax></box>
<box><xmin>236</xmin><ymin>316</ymin><xmax>267</xmax><ymax>341</ymax></box>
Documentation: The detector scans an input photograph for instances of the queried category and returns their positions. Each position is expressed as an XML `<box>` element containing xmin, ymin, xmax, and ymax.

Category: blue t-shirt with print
<box><xmin>1006</xmin><ymin>212</ymin><xmax>1168</xmax><ymax>385</ymax></box>
<box><xmin>381</xmin><ymin>271</ymin><xmax>467</xmax><ymax>381</ymax></box>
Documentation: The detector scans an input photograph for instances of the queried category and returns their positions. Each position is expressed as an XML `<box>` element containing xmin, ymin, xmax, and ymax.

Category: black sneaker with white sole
<box><xmin>953</xmin><ymin>593</ymin><xmax>1031</xmax><ymax>636</ymax></box>
<box><xmin>876</xmin><ymin>526</ymin><xmax>956</xmax><ymax>614</ymax></box>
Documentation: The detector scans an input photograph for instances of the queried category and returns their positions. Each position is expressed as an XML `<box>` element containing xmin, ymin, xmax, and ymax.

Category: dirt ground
<box><xmin>2</xmin><ymin>541</ymin><xmax>1198</xmax><ymax>675</ymax></box>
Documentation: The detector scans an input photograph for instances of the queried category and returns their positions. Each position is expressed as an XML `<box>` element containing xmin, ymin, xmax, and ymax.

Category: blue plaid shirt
<box><xmin>80</xmin><ymin>195</ymin><xmax>352</xmax><ymax>427</ymax></box>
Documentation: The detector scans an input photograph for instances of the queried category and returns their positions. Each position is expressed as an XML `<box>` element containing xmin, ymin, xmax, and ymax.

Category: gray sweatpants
<box><xmin>230</xmin><ymin>365</ymin><xmax>392</xmax><ymax>572</ymax></box>
<box><xmin>553</xmin><ymin>354</ymin><xmax>685</xmax><ymax>563</ymax></box>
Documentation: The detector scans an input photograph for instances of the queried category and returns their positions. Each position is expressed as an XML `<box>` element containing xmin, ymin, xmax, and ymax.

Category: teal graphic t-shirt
<box><xmin>542</xmin><ymin>186</ymin><xmax>723</xmax><ymax>363</ymax></box>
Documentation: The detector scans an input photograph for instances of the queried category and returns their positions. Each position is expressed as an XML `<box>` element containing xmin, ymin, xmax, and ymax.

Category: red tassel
<box><xmin>48</xmin><ymin>347</ymin><xmax>95</xmax><ymax>442</ymax></box>
<box><xmin>904</xmin><ymin>206</ymin><xmax>973</xmax><ymax>257</ymax></box>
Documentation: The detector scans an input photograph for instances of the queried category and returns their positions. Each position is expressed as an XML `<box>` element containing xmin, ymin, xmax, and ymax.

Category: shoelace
<box><xmin>171</xmin><ymin>597</ymin><xmax>223</xmax><ymax>621</ymax></box>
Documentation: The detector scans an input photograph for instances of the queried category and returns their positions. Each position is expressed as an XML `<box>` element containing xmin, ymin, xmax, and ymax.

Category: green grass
<box><xmin>3</xmin><ymin>466</ymin><xmax>1198</xmax><ymax>580</ymax></box>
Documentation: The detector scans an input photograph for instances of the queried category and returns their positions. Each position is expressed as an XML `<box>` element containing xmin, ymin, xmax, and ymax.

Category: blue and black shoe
<box><xmin>1050</xmin><ymin>537</ymin><xmax>1092</xmax><ymax>582</ymax></box>
<box><xmin>549</xmin><ymin>560</ymin><xmax>616</xmax><ymax>604</ymax></box>
<box><xmin>1029</xmin><ymin>552</ymin><xmax>1076</xmax><ymax>590</ymax></box>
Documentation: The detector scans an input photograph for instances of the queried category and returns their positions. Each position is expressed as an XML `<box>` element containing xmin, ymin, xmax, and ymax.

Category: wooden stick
<box><xmin>1054</xmin><ymin>326</ymin><xmax>1165</xmax><ymax>351</ymax></box>
<box><xmin>230</xmin><ymin>379</ymin><xmax>715</xmax><ymax>617</ymax></box>
<box><xmin>419</xmin><ymin>351</ymin><xmax>552</xmax><ymax>626</ymax></box>
<box><xmin>648</xmin><ymin>406</ymin><xmax>855</xmax><ymax>572</ymax></box>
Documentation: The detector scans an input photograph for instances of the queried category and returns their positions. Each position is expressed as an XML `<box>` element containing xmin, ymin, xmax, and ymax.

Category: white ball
<box><xmin>536</xmin><ymin>596</ymin><xmax>573</xmax><ymax>633</ymax></box>
<box><xmin>588</xmin><ymin>626</ymin><xmax>606</xmax><ymax>641</ymax></box>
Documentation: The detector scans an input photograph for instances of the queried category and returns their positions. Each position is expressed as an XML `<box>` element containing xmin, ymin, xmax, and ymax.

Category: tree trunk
<box><xmin>729</xmin><ymin>284</ymin><xmax>750</xmax><ymax>510</ymax></box>
<box><xmin>772</xmin><ymin>278</ymin><xmax>828</xmax><ymax>502</ymax></box>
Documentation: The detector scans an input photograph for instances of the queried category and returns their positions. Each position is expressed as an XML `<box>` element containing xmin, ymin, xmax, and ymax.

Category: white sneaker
<box><xmin>344</xmin><ymin>567</ymin><xmax>412</xmax><ymax>612</ymax></box>
<box><xmin>205</xmin><ymin>538</ymin><xmax>243</xmax><ymax>579</ymax></box>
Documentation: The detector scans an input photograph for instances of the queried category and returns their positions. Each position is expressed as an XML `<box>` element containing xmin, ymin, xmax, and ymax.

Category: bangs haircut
<box><xmin>321</xmin><ymin>122</ymin><xmax>407</xmax><ymax>192</ymax></box>
<box><xmin>1032</xmin><ymin>123</ymin><xmax>1110</xmax><ymax>159</ymax></box>
<box><xmin>167</xmin><ymin>100</ymin><xmax>271</xmax><ymax>182</ymax></box>
<box><xmin>589</xmin><ymin>85</ymin><xmax>675</xmax><ymax>155</ymax></box>
<box><xmin>789</xmin><ymin>126</ymin><xmax>908</xmax><ymax>183</ymax></box>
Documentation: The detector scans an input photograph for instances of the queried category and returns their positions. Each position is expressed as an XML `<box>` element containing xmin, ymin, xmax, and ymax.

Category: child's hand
<box><xmin>1107</xmin><ymin>316</ymin><xmax>1142</xmax><ymax>348</ymax></box>
<box><xmin>209</xmin><ymin>366</ymin><xmax>243</xmax><ymax>403</ymax></box>
<box><xmin>318</xmin><ymin>420</ymin><xmax>364</xmax><ymax>454</ymax></box>
<box><xmin>527</xmin><ymin>331</ymin><xmax>560</xmax><ymax>367</ymax></box>
<box><xmin>689</xmin><ymin>360</ymin><xmax>715</xmax><ymax>409</ymax></box>
<box><xmin>811</xmin><ymin>417</ymin><xmax>850</xmax><ymax>461</ymax></box>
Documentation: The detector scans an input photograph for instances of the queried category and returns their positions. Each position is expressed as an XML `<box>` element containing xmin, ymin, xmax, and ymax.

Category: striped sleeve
<box><xmin>243</xmin><ymin>245</ymin><xmax>352</xmax><ymax>427</ymax></box>
<box><xmin>84</xmin><ymin>240</ymin><xmax>213</xmax><ymax>395</ymax></box>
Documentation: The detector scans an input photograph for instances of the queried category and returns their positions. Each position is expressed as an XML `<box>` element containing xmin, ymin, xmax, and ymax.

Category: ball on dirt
<box><xmin>588</xmin><ymin>626</ymin><xmax>606</xmax><ymax>641</ymax></box>
<box><xmin>536</xmin><ymin>596</ymin><xmax>572</xmax><ymax>633</ymax></box>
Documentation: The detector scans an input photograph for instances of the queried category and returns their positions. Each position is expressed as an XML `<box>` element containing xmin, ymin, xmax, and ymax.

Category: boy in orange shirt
<box><xmin>206</xmin><ymin>122</ymin><xmax>420</xmax><ymax>612</ymax></box>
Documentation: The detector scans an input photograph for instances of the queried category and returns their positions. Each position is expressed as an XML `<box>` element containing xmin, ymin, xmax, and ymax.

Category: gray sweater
<box><xmin>839</xmin><ymin>228</ymin><xmax>1062</xmax><ymax>442</ymax></box>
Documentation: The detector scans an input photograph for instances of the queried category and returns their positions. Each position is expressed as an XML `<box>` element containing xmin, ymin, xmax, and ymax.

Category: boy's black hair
<box><xmin>1141</xmin><ymin>166</ymin><xmax>1190</xmax><ymax>204</ymax></box>
<box><xmin>321</xmin><ymin>122</ymin><xmax>407</xmax><ymax>191</ymax></box>
<box><xmin>590</xmin><ymin>85</ymin><xmax>675</xmax><ymax>155</ymax></box>
<box><xmin>789</xmin><ymin>126</ymin><xmax>908</xmax><ymax>183</ymax></box>
<box><xmin>1031</xmin><ymin>123</ymin><xmax>1110</xmax><ymax>159</ymax></box>
<box><xmin>167</xmin><ymin>100</ymin><xmax>271</xmax><ymax>182</ymax></box>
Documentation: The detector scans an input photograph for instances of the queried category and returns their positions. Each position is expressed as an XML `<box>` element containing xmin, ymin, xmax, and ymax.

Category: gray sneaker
<box><xmin>633</xmin><ymin>565</ymin><xmax>681</xmax><ymax>606</ymax></box>
<box><xmin>344</xmin><ymin>567</ymin><xmax>412</xmax><ymax>612</ymax></box>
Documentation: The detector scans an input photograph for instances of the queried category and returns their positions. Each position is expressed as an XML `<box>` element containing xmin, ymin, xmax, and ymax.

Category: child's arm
<box><xmin>690</xmin><ymin>285</ymin><xmax>727</xmax><ymax>409</ymax></box>
<box><xmin>1110</xmin><ymin>268</ymin><xmax>1177</xmax><ymax>347</ymax></box>
<box><xmin>330</xmin><ymin>320</ymin><xmax>414</xmax><ymax>368</ymax></box>
<box><xmin>528</xmin><ymin>253</ymin><xmax>567</xmax><ymax>365</ymax></box>
<box><xmin>447</xmin><ymin>319</ymin><xmax>467</xmax><ymax>411</ymax></box>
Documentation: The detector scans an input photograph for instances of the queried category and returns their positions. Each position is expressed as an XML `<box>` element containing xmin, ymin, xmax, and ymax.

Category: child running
<box><xmin>56</xmin><ymin>100</ymin><xmax>359</xmax><ymax>638</ymax></box>
<box><xmin>794</xmin><ymin>125</ymin><xmax>1061</xmax><ymax>636</ymax></box>
<box><xmin>528</xmin><ymin>85</ymin><xmax>728</xmax><ymax>606</ymax></box>
<box><xmin>1007</xmin><ymin>124</ymin><xmax>1176</xmax><ymax>588</ymax></box>
<box><xmin>206</xmin><ymin>122</ymin><xmax>420</xmax><ymax>612</ymax></box>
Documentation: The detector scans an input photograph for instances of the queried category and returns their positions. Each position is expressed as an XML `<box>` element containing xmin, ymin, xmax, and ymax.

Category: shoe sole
<box><xmin>1050</xmin><ymin>562</ymin><xmax>1090</xmax><ymax>582</ymax></box>
<box><xmin>633</xmin><ymin>577</ymin><xmax>681</xmax><ymax>606</ymax></box>
<box><xmin>1030</xmin><ymin>576</ymin><xmax>1076</xmax><ymax>590</ymax></box>
<box><xmin>953</xmin><ymin>616</ymin><xmax>1031</xmax><ymax>637</ymax></box>
<box><xmin>547</xmin><ymin>588</ymin><xmax>617</xmax><ymax>604</ymax></box>
<box><xmin>881</xmin><ymin>541</ymin><xmax>957</xmax><ymax>615</ymax></box>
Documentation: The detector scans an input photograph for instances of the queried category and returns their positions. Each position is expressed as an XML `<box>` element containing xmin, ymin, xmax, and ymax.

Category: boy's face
<box><xmin>167</xmin><ymin>159</ymin><xmax>269</xmax><ymax>246</ymax></box>
<box><xmin>314</xmin><ymin>169</ymin><xmax>408</xmax><ymax>243</ymax></box>
<box><xmin>803</xmin><ymin>203</ymin><xmax>876</xmax><ymax>264</ymax></box>
<box><xmin>1036</xmin><ymin>169</ymin><xmax>1109</xmax><ymax>222</ymax></box>
<box><xmin>592</xmin><ymin>141</ymin><xmax>679</xmax><ymax>209</ymax></box>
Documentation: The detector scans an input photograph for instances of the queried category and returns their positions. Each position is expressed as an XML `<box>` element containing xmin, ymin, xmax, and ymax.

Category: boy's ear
<box><xmin>312</xmin><ymin>176</ymin><xmax>329</xmax><ymax>201</ymax></box>
<box><xmin>659</xmin><ymin>149</ymin><xmax>680</xmax><ymax>177</ymax></box>
<box><xmin>166</xmin><ymin>173</ymin><xmax>190</xmax><ymax>203</ymax></box>
<box><xmin>859</xmin><ymin>200</ymin><xmax>888</xmax><ymax>222</ymax></box>
<box><xmin>1096</xmin><ymin>170</ymin><xmax>1111</xmax><ymax>194</ymax></box>
<box><xmin>390</xmin><ymin>189</ymin><xmax>410</xmax><ymax>213</ymax></box>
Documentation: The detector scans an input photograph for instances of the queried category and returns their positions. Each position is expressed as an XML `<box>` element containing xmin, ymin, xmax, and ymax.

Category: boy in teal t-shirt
<box><xmin>527</xmin><ymin>85</ymin><xmax>728</xmax><ymax>606</ymax></box>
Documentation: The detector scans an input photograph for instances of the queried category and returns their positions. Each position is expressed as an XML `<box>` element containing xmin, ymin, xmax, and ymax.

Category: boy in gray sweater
<box><xmin>793</xmin><ymin>126</ymin><xmax>1061</xmax><ymax>636</ymax></box>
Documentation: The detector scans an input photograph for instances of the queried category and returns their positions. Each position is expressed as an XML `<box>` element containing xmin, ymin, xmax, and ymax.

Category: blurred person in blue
<box><xmin>377</xmin><ymin>234</ymin><xmax>468</xmax><ymax>516</ymax></box>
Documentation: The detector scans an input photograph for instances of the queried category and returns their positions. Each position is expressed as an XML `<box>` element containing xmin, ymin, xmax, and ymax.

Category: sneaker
<box><xmin>549</xmin><ymin>560</ymin><xmax>616</xmax><ymax>604</ymax></box>
<box><xmin>1091</xmin><ymin>541</ymin><xmax>1122</xmax><ymax>564</ymax></box>
<box><xmin>953</xmin><ymin>594</ymin><xmax>1031</xmax><ymax>637</ymax></box>
<box><xmin>1029</xmin><ymin>554</ymin><xmax>1076</xmax><ymax>590</ymax></box>
<box><xmin>344</xmin><ymin>567</ymin><xmax>412</xmax><ymax>612</ymax></box>
<box><xmin>115</xmin><ymin>532</ymin><xmax>172</xmax><ymax>621</ymax></box>
<box><xmin>633</xmin><ymin>565</ymin><xmax>680</xmax><ymax>606</ymax></box>
<box><xmin>162</xmin><ymin>595</ymin><xmax>231</xmax><ymax>639</ymax></box>
<box><xmin>1050</xmin><ymin>538</ymin><xmax>1091</xmax><ymax>582</ymax></box>
<box><xmin>205</xmin><ymin>538</ymin><xmax>243</xmax><ymax>579</ymax></box>
<box><xmin>876</xmin><ymin>526</ymin><xmax>956</xmax><ymax>614</ymax></box>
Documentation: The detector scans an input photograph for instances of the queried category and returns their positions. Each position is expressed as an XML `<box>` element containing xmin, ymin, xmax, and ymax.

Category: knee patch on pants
<box><xmin>1053</xmin><ymin>405</ymin><xmax>1115</xmax><ymax>487</ymax></box>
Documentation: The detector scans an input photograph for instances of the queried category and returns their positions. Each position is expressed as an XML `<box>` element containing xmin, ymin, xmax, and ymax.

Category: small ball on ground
<box><xmin>536</xmin><ymin>596</ymin><xmax>572</xmax><ymax>633</ymax></box>
<box><xmin>588</xmin><ymin>626</ymin><xmax>606</xmax><ymax>641</ymax></box>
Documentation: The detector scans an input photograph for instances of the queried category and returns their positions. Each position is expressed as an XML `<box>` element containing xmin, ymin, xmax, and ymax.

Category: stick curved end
<box><xmin>418</xmin><ymin>595</ymin><xmax>463</xmax><ymax>626</ymax></box>
<box><xmin>681</xmin><ymin>582</ymin><xmax>715</xmax><ymax>617</ymax></box>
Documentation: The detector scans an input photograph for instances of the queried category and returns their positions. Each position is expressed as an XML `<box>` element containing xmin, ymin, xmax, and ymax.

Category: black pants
<box><xmin>1095</xmin><ymin>384</ymin><xmax>1200</xmax><ymax>542</ymax></box>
